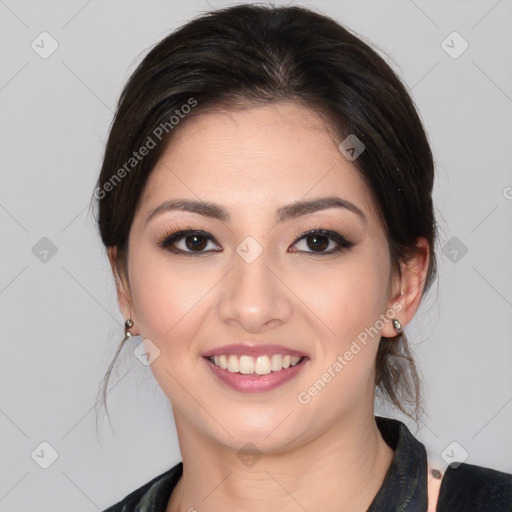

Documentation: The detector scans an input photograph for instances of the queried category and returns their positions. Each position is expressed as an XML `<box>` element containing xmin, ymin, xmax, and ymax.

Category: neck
<box><xmin>167</xmin><ymin>410</ymin><xmax>394</xmax><ymax>512</ymax></box>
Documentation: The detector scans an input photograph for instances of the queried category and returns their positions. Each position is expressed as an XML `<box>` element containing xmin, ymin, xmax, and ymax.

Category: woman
<box><xmin>95</xmin><ymin>4</ymin><xmax>512</xmax><ymax>511</ymax></box>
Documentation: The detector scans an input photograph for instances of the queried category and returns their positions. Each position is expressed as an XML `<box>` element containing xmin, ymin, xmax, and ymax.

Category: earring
<box><xmin>123</xmin><ymin>318</ymin><xmax>134</xmax><ymax>342</ymax></box>
<box><xmin>392</xmin><ymin>318</ymin><xmax>403</xmax><ymax>335</ymax></box>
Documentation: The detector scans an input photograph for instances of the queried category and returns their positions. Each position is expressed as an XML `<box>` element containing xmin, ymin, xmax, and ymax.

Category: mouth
<box><xmin>206</xmin><ymin>354</ymin><xmax>305</xmax><ymax>374</ymax></box>
<box><xmin>202</xmin><ymin>346</ymin><xmax>309</xmax><ymax>393</ymax></box>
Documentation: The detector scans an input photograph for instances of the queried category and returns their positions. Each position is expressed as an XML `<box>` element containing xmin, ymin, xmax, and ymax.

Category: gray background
<box><xmin>1</xmin><ymin>0</ymin><xmax>511</xmax><ymax>510</ymax></box>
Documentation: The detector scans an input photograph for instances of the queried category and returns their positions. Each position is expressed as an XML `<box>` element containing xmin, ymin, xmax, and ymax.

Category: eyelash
<box><xmin>156</xmin><ymin>224</ymin><xmax>355</xmax><ymax>257</ymax></box>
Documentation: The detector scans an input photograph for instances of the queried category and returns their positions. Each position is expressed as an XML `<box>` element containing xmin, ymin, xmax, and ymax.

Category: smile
<box><xmin>208</xmin><ymin>354</ymin><xmax>304</xmax><ymax>374</ymax></box>
<box><xmin>203</xmin><ymin>354</ymin><xmax>308</xmax><ymax>393</ymax></box>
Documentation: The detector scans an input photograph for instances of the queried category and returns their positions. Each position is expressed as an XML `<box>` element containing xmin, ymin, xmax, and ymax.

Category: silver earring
<box><xmin>123</xmin><ymin>318</ymin><xmax>134</xmax><ymax>342</ymax></box>
<box><xmin>392</xmin><ymin>318</ymin><xmax>403</xmax><ymax>335</ymax></box>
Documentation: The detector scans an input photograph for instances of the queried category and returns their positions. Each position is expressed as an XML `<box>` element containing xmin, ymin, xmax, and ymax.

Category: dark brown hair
<box><xmin>92</xmin><ymin>3</ymin><xmax>436</xmax><ymax>428</ymax></box>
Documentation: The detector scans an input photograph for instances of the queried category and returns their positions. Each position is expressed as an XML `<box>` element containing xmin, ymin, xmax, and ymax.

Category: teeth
<box><xmin>209</xmin><ymin>354</ymin><xmax>302</xmax><ymax>374</ymax></box>
<box><xmin>227</xmin><ymin>355</ymin><xmax>239</xmax><ymax>372</ymax></box>
<box><xmin>270</xmin><ymin>354</ymin><xmax>283</xmax><ymax>371</ymax></box>
<box><xmin>254</xmin><ymin>355</ymin><xmax>271</xmax><ymax>375</ymax></box>
<box><xmin>239</xmin><ymin>355</ymin><xmax>255</xmax><ymax>374</ymax></box>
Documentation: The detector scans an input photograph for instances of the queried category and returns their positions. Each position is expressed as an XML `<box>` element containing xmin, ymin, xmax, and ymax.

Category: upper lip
<box><xmin>202</xmin><ymin>344</ymin><xmax>309</xmax><ymax>358</ymax></box>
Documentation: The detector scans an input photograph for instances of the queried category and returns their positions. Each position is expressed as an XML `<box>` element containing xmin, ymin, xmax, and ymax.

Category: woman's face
<box><xmin>113</xmin><ymin>101</ymin><xmax>407</xmax><ymax>452</ymax></box>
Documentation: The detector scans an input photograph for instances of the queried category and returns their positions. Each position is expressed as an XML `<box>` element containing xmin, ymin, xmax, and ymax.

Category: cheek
<box><xmin>342</xmin><ymin>262</ymin><xmax>389</xmax><ymax>339</ymax></box>
<box><xmin>300</xmin><ymin>252</ymin><xmax>390</xmax><ymax>410</ymax></box>
<box><xmin>296</xmin><ymin>249</ymin><xmax>390</xmax><ymax>350</ymax></box>
<box><xmin>127</xmin><ymin>251</ymin><xmax>210</xmax><ymax>402</ymax></box>
<box><xmin>128</xmin><ymin>249</ymin><xmax>207</xmax><ymax>348</ymax></box>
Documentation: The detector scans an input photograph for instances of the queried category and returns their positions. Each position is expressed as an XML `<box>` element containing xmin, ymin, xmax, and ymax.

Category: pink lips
<box><xmin>201</xmin><ymin>343</ymin><xmax>309</xmax><ymax>393</ymax></box>
<box><xmin>204</xmin><ymin>357</ymin><xmax>307</xmax><ymax>393</ymax></box>
<box><xmin>201</xmin><ymin>343</ymin><xmax>308</xmax><ymax>358</ymax></box>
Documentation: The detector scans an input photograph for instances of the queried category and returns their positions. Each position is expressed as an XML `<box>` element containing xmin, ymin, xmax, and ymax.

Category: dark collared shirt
<box><xmin>103</xmin><ymin>416</ymin><xmax>512</xmax><ymax>511</ymax></box>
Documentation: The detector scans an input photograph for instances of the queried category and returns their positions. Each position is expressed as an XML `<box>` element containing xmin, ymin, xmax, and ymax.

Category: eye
<box><xmin>157</xmin><ymin>227</ymin><xmax>354</xmax><ymax>256</ymax></box>
<box><xmin>290</xmin><ymin>229</ymin><xmax>354</xmax><ymax>255</ymax></box>
<box><xmin>158</xmin><ymin>230</ymin><xmax>221</xmax><ymax>255</ymax></box>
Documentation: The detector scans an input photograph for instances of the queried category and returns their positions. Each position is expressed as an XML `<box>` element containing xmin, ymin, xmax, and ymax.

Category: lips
<box><xmin>209</xmin><ymin>354</ymin><xmax>303</xmax><ymax>374</ymax></box>
<box><xmin>202</xmin><ymin>343</ymin><xmax>310</xmax><ymax>393</ymax></box>
<box><xmin>202</xmin><ymin>343</ymin><xmax>309</xmax><ymax>359</ymax></box>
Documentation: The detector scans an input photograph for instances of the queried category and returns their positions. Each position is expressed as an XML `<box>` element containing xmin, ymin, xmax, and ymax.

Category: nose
<box><xmin>216</xmin><ymin>240</ymin><xmax>293</xmax><ymax>333</ymax></box>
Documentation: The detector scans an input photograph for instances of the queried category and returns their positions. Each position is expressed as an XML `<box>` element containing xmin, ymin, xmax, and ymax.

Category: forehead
<box><xmin>137</xmin><ymin>101</ymin><xmax>377</xmax><ymax>225</ymax></box>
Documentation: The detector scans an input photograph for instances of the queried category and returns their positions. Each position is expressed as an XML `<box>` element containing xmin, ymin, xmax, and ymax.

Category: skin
<box><xmin>108</xmin><ymin>101</ymin><xmax>429</xmax><ymax>512</ymax></box>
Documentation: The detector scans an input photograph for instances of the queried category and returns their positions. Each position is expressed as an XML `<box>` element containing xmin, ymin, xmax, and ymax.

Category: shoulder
<box><xmin>437</xmin><ymin>462</ymin><xmax>512</xmax><ymax>511</ymax></box>
<box><xmin>102</xmin><ymin>462</ymin><xmax>183</xmax><ymax>512</ymax></box>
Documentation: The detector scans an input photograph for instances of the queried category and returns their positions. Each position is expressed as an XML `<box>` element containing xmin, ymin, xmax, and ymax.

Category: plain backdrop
<box><xmin>1</xmin><ymin>0</ymin><xmax>511</xmax><ymax>510</ymax></box>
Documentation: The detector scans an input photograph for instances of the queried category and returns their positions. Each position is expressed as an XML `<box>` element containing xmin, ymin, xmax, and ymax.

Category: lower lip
<box><xmin>204</xmin><ymin>357</ymin><xmax>308</xmax><ymax>393</ymax></box>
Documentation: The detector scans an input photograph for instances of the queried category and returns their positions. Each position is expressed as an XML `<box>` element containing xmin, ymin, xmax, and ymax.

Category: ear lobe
<box><xmin>107</xmin><ymin>246</ymin><xmax>134</xmax><ymax>324</ymax></box>
<box><xmin>381</xmin><ymin>238</ymin><xmax>430</xmax><ymax>337</ymax></box>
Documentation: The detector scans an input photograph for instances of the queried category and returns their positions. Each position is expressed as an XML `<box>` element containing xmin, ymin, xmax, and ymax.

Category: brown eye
<box><xmin>158</xmin><ymin>230</ymin><xmax>221</xmax><ymax>255</ymax></box>
<box><xmin>184</xmin><ymin>234</ymin><xmax>208</xmax><ymax>251</ymax></box>
<box><xmin>305</xmin><ymin>234</ymin><xmax>330</xmax><ymax>252</ymax></box>
<box><xmin>158</xmin><ymin>228</ymin><xmax>354</xmax><ymax>257</ymax></box>
<box><xmin>290</xmin><ymin>229</ymin><xmax>354</xmax><ymax>255</ymax></box>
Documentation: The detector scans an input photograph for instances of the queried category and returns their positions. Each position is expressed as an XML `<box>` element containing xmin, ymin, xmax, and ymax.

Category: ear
<box><xmin>107</xmin><ymin>246</ymin><xmax>139</xmax><ymax>334</ymax></box>
<box><xmin>381</xmin><ymin>237</ymin><xmax>430</xmax><ymax>337</ymax></box>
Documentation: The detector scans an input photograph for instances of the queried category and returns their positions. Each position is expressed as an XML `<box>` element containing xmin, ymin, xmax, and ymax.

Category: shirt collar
<box><xmin>367</xmin><ymin>415</ymin><xmax>428</xmax><ymax>511</ymax></box>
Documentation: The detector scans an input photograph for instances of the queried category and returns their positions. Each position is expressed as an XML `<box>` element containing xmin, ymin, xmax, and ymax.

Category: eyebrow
<box><xmin>144</xmin><ymin>196</ymin><xmax>367</xmax><ymax>226</ymax></box>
